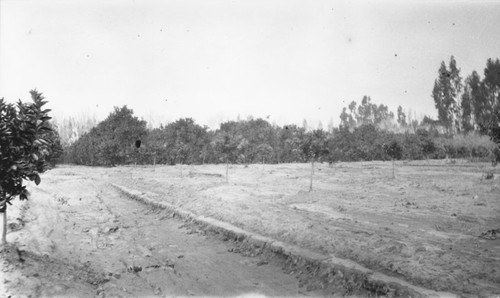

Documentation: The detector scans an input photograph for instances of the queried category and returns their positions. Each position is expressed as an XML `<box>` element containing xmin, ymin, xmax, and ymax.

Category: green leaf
<box><xmin>39</xmin><ymin>138</ymin><xmax>50</xmax><ymax>145</ymax></box>
<box><xmin>34</xmin><ymin>174</ymin><xmax>41</xmax><ymax>185</ymax></box>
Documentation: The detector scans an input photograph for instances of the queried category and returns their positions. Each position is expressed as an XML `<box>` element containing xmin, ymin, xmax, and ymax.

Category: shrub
<box><xmin>1</xmin><ymin>91</ymin><xmax>56</xmax><ymax>244</ymax></box>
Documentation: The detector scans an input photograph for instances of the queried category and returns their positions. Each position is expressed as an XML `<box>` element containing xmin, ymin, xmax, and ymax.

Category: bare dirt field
<box><xmin>1</xmin><ymin>171</ymin><xmax>331</xmax><ymax>297</ymax></box>
<box><xmin>2</xmin><ymin>160</ymin><xmax>499</xmax><ymax>297</ymax></box>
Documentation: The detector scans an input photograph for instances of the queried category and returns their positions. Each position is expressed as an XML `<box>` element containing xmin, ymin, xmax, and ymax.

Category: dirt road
<box><xmin>2</xmin><ymin>174</ymin><xmax>327</xmax><ymax>297</ymax></box>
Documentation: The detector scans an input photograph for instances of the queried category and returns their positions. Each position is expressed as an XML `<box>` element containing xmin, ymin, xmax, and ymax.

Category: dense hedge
<box><xmin>65</xmin><ymin>106</ymin><xmax>147</xmax><ymax>166</ymax></box>
<box><xmin>63</xmin><ymin>107</ymin><xmax>498</xmax><ymax>166</ymax></box>
<box><xmin>60</xmin><ymin>55</ymin><xmax>500</xmax><ymax>166</ymax></box>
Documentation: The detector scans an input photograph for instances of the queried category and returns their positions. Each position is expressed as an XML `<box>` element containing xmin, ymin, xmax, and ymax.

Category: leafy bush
<box><xmin>383</xmin><ymin>140</ymin><xmax>403</xmax><ymax>160</ymax></box>
<box><xmin>63</xmin><ymin>111</ymin><xmax>498</xmax><ymax>166</ymax></box>
<box><xmin>1</xmin><ymin>91</ymin><xmax>56</xmax><ymax>244</ymax></box>
<box><xmin>434</xmin><ymin>133</ymin><xmax>497</xmax><ymax>161</ymax></box>
<box><xmin>67</xmin><ymin>106</ymin><xmax>147</xmax><ymax>166</ymax></box>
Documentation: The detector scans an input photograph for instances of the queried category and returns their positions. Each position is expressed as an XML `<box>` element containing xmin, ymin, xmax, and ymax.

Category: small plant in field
<box><xmin>1</xmin><ymin>91</ymin><xmax>55</xmax><ymax>245</ymax></box>
<box><xmin>301</xmin><ymin>129</ymin><xmax>328</xmax><ymax>191</ymax></box>
<box><xmin>213</xmin><ymin>132</ymin><xmax>238</xmax><ymax>183</ymax></box>
<box><xmin>383</xmin><ymin>140</ymin><xmax>403</xmax><ymax>178</ymax></box>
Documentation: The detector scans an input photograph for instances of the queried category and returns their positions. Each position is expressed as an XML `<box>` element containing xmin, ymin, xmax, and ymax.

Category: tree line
<box><xmin>433</xmin><ymin>56</ymin><xmax>499</xmax><ymax>135</ymax></box>
<box><xmin>61</xmin><ymin>57</ymin><xmax>499</xmax><ymax>167</ymax></box>
<box><xmin>62</xmin><ymin>109</ymin><xmax>498</xmax><ymax>167</ymax></box>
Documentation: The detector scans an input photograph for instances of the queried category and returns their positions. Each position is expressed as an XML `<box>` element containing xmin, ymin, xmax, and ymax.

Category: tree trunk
<box><xmin>309</xmin><ymin>160</ymin><xmax>314</xmax><ymax>192</ymax></box>
<box><xmin>1</xmin><ymin>207</ymin><xmax>6</xmax><ymax>245</ymax></box>
<box><xmin>226</xmin><ymin>157</ymin><xmax>229</xmax><ymax>183</ymax></box>
<box><xmin>392</xmin><ymin>158</ymin><xmax>395</xmax><ymax>179</ymax></box>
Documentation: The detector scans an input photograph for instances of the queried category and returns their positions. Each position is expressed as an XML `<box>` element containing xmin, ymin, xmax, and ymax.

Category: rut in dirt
<box><xmin>88</xmin><ymin>181</ymin><xmax>311</xmax><ymax>297</ymax></box>
<box><xmin>7</xmin><ymin>176</ymin><xmax>349</xmax><ymax>297</ymax></box>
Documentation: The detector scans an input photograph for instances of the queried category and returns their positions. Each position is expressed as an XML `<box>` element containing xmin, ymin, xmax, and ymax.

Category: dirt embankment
<box><xmin>2</xmin><ymin>170</ymin><xmax>351</xmax><ymax>297</ymax></box>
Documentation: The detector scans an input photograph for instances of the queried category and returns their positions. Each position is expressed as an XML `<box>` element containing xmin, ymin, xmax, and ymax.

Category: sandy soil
<box><xmin>104</xmin><ymin>160</ymin><xmax>500</xmax><ymax>297</ymax></box>
<box><xmin>1</xmin><ymin>170</ymin><xmax>334</xmax><ymax>297</ymax></box>
<box><xmin>1</xmin><ymin>160</ymin><xmax>499</xmax><ymax>297</ymax></box>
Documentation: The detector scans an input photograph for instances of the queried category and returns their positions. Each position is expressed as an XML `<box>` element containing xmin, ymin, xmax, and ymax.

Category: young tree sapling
<box><xmin>383</xmin><ymin>140</ymin><xmax>403</xmax><ymax>179</ymax></box>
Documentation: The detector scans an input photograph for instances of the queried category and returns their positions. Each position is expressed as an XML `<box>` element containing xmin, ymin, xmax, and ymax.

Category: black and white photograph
<box><xmin>1</xmin><ymin>0</ymin><xmax>499</xmax><ymax>297</ymax></box>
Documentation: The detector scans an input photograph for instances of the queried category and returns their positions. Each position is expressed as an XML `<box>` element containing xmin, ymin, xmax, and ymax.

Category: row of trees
<box><xmin>338</xmin><ymin>98</ymin><xmax>426</xmax><ymax>134</ymax></box>
<box><xmin>62</xmin><ymin>56</ymin><xmax>499</xmax><ymax>168</ymax></box>
<box><xmin>433</xmin><ymin>56</ymin><xmax>500</xmax><ymax>134</ymax></box>
<box><xmin>339</xmin><ymin>96</ymin><xmax>398</xmax><ymax>129</ymax></box>
<box><xmin>64</xmin><ymin>106</ymin><xmax>498</xmax><ymax>167</ymax></box>
<box><xmin>336</xmin><ymin>57</ymin><xmax>499</xmax><ymax>137</ymax></box>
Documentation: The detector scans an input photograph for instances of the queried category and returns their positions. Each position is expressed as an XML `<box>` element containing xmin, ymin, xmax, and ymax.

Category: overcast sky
<box><xmin>1</xmin><ymin>0</ymin><xmax>499</xmax><ymax>129</ymax></box>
